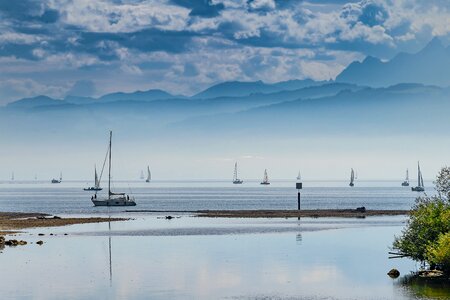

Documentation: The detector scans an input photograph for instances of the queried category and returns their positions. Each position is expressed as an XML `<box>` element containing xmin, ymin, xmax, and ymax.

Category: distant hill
<box><xmin>6</xmin><ymin>95</ymin><xmax>65</xmax><ymax>109</ymax></box>
<box><xmin>336</xmin><ymin>38</ymin><xmax>450</xmax><ymax>87</ymax></box>
<box><xmin>98</xmin><ymin>89</ymin><xmax>178</xmax><ymax>102</ymax></box>
<box><xmin>192</xmin><ymin>80</ymin><xmax>282</xmax><ymax>99</ymax></box>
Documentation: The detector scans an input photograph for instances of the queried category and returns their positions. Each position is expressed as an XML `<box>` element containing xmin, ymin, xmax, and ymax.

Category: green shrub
<box><xmin>426</xmin><ymin>232</ymin><xmax>450</xmax><ymax>271</ymax></box>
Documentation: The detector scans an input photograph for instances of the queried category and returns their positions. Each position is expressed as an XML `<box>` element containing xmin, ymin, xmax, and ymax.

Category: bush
<box><xmin>426</xmin><ymin>232</ymin><xmax>450</xmax><ymax>271</ymax></box>
<box><xmin>393</xmin><ymin>167</ymin><xmax>450</xmax><ymax>267</ymax></box>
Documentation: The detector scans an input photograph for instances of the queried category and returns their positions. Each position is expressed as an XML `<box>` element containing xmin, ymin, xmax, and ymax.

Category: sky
<box><xmin>1</xmin><ymin>0</ymin><xmax>450</xmax><ymax>104</ymax></box>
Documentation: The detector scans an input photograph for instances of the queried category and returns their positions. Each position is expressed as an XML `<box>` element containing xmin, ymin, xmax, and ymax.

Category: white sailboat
<box><xmin>11</xmin><ymin>172</ymin><xmax>14</xmax><ymax>181</ymax></box>
<box><xmin>401</xmin><ymin>169</ymin><xmax>409</xmax><ymax>187</ymax></box>
<box><xmin>349</xmin><ymin>168</ymin><xmax>355</xmax><ymax>187</ymax></box>
<box><xmin>411</xmin><ymin>162</ymin><xmax>425</xmax><ymax>192</ymax></box>
<box><xmin>84</xmin><ymin>165</ymin><xmax>102</xmax><ymax>191</ymax></box>
<box><xmin>91</xmin><ymin>131</ymin><xmax>136</xmax><ymax>206</ymax></box>
<box><xmin>233</xmin><ymin>162</ymin><xmax>243</xmax><ymax>184</ymax></box>
<box><xmin>260</xmin><ymin>169</ymin><xmax>270</xmax><ymax>185</ymax></box>
<box><xmin>296</xmin><ymin>171</ymin><xmax>301</xmax><ymax>181</ymax></box>
<box><xmin>51</xmin><ymin>172</ymin><xmax>62</xmax><ymax>184</ymax></box>
<box><xmin>145</xmin><ymin>166</ymin><xmax>151</xmax><ymax>183</ymax></box>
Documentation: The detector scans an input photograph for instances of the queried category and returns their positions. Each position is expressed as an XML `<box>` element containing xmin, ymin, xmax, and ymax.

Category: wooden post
<box><xmin>296</xmin><ymin>182</ymin><xmax>302</xmax><ymax>211</ymax></box>
<box><xmin>298</xmin><ymin>191</ymin><xmax>301</xmax><ymax>210</ymax></box>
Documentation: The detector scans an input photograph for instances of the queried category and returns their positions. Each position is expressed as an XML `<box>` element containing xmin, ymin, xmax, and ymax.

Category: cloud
<box><xmin>0</xmin><ymin>0</ymin><xmax>450</xmax><ymax>103</ymax></box>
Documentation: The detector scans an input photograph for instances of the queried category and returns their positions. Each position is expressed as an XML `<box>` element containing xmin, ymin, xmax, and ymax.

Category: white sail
<box><xmin>296</xmin><ymin>171</ymin><xmax>301</xmax><ymax>181</ymax></box>
<box><xmin>350</xmin><ymin>168</ymin><xmax>355</xmax><ymax>186</ymax></box>
<box><xmin>11</xmin><ymin>172</ymin><xmax>14</xmax><ymax>181</ymax></box>
<box><xmin>59</xmin><ymin>172</ymin><xmax>62</xmax><ymax>181</ymax></box>
<box><xmin>94</xmin><ymin>166</ymin><xmax>100</xmax><ymax>188</ymax></box>
<box><xmin>234</xmin><ymin>162</ymin><xmax>238</xmax><ymax>181</ymax></box>
<box><xmin>263</xmin><ymin>169</ymin><xmax>269</xmax><ymax>183</ymax></box>
<box><xmin>146</xmin><ymin>166</ymin><xmax>151</xmax><ymax>182</ymax></box>
<box><xmin>406</xmin><ymin>169</ymin><xmax>409</xmax><ymax>182</ymax></box>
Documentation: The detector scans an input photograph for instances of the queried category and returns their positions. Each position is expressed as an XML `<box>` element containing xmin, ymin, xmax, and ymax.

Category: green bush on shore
<box><xmin>393</xmin><ymin>167</ymin><xmax>450</xmax><ymax>271</ymax></box>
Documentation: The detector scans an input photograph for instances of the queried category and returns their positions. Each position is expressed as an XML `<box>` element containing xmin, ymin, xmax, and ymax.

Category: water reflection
<box><xmin>396</xmin><ymin>274</ymin><xmax>450</xmax><ymax>299</ymax></box>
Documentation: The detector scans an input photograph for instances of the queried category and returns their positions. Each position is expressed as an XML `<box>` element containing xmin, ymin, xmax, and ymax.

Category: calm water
<box><xmin>1</xmin><ymin>216</ymin><xmax>448</xmax><ymax>300</ymax></box>
<box><xmin>0</xmin><ymin>180</ymin><xmax>433</xmax><ymax>215</ymax></box>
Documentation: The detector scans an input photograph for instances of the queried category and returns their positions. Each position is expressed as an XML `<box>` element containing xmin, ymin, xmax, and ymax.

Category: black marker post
<box><xmin>296</xmin><ymin>181</ymin><xmax>302</xmax><ymax>210</ymax></box>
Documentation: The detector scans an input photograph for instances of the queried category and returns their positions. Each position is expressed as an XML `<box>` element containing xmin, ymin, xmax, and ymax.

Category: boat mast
<box><xmin>406</xmin><ymin>169</ymin><xmax>409</xmax><ymax>182</ymax></box>
<box><xmin>108</xmin><ymin>131</ymin><xmax>112</xmax><ymax>199</ymax></box>
<box><xmin>417</xmin><ymin>162</ymin><xmax>420</xmax><ymax>187</ymax></box>
<box><xmin>234</xmin><ymin>162</ymin><xmax>238</xmax><ymax>181</ymax></box>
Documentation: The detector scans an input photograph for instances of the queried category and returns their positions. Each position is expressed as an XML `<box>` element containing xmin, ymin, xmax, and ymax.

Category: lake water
<box><xmin>0</xmin><ymin>180</ymin><xmax>433</xmax><ymax>215</ymax></box>
<box><xmin>1</xmin><ymin>216</ymin><xmax>448</xmax><ymax>300</ymax></box>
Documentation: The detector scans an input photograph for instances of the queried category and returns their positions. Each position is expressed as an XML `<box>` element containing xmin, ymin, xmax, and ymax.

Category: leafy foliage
<box><xmin>393</xmin><ymin>167</ymin><xmax>450</xmax><ymax>268</ymax></box>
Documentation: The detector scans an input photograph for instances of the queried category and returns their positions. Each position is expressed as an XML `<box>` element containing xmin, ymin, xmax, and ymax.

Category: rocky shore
<box><xmin>0</xmin><ymin>212</ymin><xmax>127</xmax><ymax>234</ymax></box>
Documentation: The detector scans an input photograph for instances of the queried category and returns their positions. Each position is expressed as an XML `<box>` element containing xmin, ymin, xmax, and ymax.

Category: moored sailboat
<box><xmin>411</xmin><ymin>162</ymin><xmax>425</xmax><ymax>192</ymax></box>
<box><xmin>51</xmin><ymin>172</ymin><xmax>62</xmax><ymax>184</ymax></box>
<box><xmin>296</xmin><ymin>171</ymin><xmax>301</xmax><ymax>181</ymax></box>
<box><xmin>145</xmin><ymin>166</ymin><xmax>151</xmax><ymax>183</ymax></box>
<box><xmin>233</xmin><ymin>162</ymin><xmax>243</xmax><ymax>184</ymax></box>
<box><xmin>401</xmin><ymin>169</ymin><xmax>409</xmax><ymax>187</ymax></box>
<box><xmin>260</xmin><ymin>169</ymin><xmax>270</xmax><ymax>185</ymax></box>
<box><xmin>91</xmin><ymin>131</ymin><xmax>136</xmax><ymax>206</ymax></box>
<box><xmin>349</xmin><ymin>168</ymin><xmax>355</xmax><ymax>187</ymax></box>
<box><xmin>84</xmin><ymin>165</ymin><xmax>103</xmax><ymax>191</ymax></box>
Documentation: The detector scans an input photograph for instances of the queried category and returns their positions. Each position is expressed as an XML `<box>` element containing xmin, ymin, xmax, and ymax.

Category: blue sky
<box><xmin>0</xmin><ymin>0</ymin><xmax>450</xmax><ymax>103</ymax></box>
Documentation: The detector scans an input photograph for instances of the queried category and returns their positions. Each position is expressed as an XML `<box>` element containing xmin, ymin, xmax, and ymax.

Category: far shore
<box><xmin>126</xmin><ymin>209</ymin><xmax>409</xmax><ymax>218</ymax></box>
<box><xmin>0</xmin><ymin>212</ymin><xmax>127</xmax><ymax>234</ymax></box>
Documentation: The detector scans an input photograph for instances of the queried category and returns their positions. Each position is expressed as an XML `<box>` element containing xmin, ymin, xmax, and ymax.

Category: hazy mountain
<box><xmin>6</xmin><ymin>95</ymin><xmax>66</xmax><ymax>109</ymax></box>
<box><xmin>98</xmin><ymin>89</ymin><xmax>178</xmax><ymax>102</ymax></box>
<box><xmin>192</xmin><ymin>80</ymin><xmax>283</xmax><ymax>99</ymax></box>
<box><xmin>336</xmin><ymin>38</ymin><xmax>450</xmax><ymax>87</ymax></box>
<box><xmin>272</xmin><ymin>79</ymin><xmax>329</xmax><ymax>91</ymax></box>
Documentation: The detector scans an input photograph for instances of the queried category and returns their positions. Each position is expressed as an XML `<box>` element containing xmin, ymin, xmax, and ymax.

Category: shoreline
<box><xmin>126</xmin><ymin>209</ymin><xmax>409</xmax><ymax>218</ymax></box>
<box><xmin>0</xmin><ymin>212</ymin><xmax>127</xmax><ymax>234</ymax></box>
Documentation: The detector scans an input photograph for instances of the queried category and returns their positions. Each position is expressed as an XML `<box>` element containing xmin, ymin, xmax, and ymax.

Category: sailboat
<box><xmin>140</xmin><ymin>170</ymin><xmax>145</xmax><ymax>180</ymax></box>
<box><xmin>260</xmin><ymin>169</ymin><xmax>270</xmax><ymax>185</ymax></box>
<box><xmin>145</xmin><ymin>166</ymin><xmax>151</xmax><ymax>183</ymax></box>
<box><xmin>349</xmin><ymin>168</ymin><xmax>355</xmax><ymax>187</ymax></box>
<box><xmin>233</xmin><ymin>162</ymin><xmax>243</xmax><ymax>184</ymax></box>
<box><xmin>84</xmin><ymin>165</ymin><xmax>103</xmax><ymax>191</ymax></box>
<box><xmin>296</xmin><ymin>171</ymin><xmax>301</xmax><ymax>181</ymax></box>
<box><xmin>91</xmin><ymin>131</ymin><xmax>136</xmax><ymax>206</ymax></box>
<box><xmin>401</xmin><ymin>169</ymin><xmax>410</xmax><ymax>187</ymax></box>
<box><xmin>11</xmin><ymin>172</ymin><xmax>14</xmax><ymax>181</ymax></box>
<box><xmin>51</xmin><ymin>172</ymin><xmax>62</xmax><ymax>184</ymax></box>
<box><xmin>411</xmin><ymin>162</ymin><xmax>425</xmax><ymax>192</ymax></box>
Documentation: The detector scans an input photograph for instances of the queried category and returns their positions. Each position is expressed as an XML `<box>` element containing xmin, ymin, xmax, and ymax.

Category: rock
<box><xmin>53</xmin><ymin>216</ymin><xmax>61</xmax><ymax>219</ymax></box>
<box><xmin>0</xmin><ymin>236</ymin><xmax>5</xmax><ymax>244</ymax></box>
<box><xmin>356</xmin><ymin>207</ymin><xmax>366</xmax><ymax>213</ymax></box>
<box><xmin>36</xmin><ymin>240</ymin><xmax>44</xmax><ymax>245</ymax></box>
<box><xmin>50</xmin><ymin>233</ymin><xmax>53</xmax><ymax>236</ymax></box>
<box><xmin>419</xmin><ymin>270</ymin><xmax>444</xmax><ymax>278</ymax></box>
<box><xmin>387</xmin><ymin>268</ymin><xmax>400</xmax><ymax>278</ymax></box>
<box><xmin>4</xmin><ymin>239</ymin><xmax>26</xmax><ymax>246</ymax></box>
<box><xmin>18</xmin><ymin>240</ymin><xmax>27</xmax><ymax>245</ymax></box>
<box><xmin>165</xmin><ymin>216</ymin><xmax>174</xmax><ymax>220</ymax></box>
<box><xmin>64</xmin><ymin>233</ymin><xmax>68</xmax><ymax>236</ymax></box>
<box><xmin>38</xmin><ymin>233</ymin><xmax>44</xmax><ymax>236</ymax></box>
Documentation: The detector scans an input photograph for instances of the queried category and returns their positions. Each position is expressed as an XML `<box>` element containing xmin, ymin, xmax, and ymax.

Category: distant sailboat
<box><xmin>145</xmin><ymin>166</ymin><xmax>151</xmax><ymax>183</ymax></box>
<box><xmin>401</xmin><ymin>169</ymin><xmax>410</xmax><ymax>187</ymax></box>
<box><xmin>91</xmin><ymin>131</ymin><xmax>136</xmax><ymax>206</ymax></box>
<box><xmin>233</xmin><ymin>162</ymin><xmax>243</xmax><ymax>184</ymax></box>
<box><xmin>349</xmin><ymin>168</ymin><xmax>355</xmax><ymax>187</ymax></box>
<box><xmin>260</xmin><ymin>169</ymin><xmax>270</xmax><ymax>185</ymax></box>
<box><xmin>411</xmin><ymin>162</ymin><xmax>425</xmax><ymax>192</ymax></box>
<box><xmin>51</xmin><ymin>172</ymin><xmax>62</xmax><ymax>184</ymax></box>
<box><xmin>140</xmin><ymin>170</ymin><xmax>145</xmax><ymax>180</ymax></box>
<box><xmin>296</xmin><ymin>171</ymin><xmax>301</xmax><ymax>181</ymax></box>
<box><xmin>11</xmin><ymin>172</ymin><xmax>14</xmax><ymax>181</ymax></box>
<box><xmin>84</xmin><ymin>165</ymin><xmax>103</xmax><ymax>191</ymax></box>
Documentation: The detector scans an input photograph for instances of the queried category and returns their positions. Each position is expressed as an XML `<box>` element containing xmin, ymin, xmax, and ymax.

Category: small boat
<box><xmin>11</xmin><ymin>172</ymin><xmax>14</xmax><ymax>181</ymax></box>
<box><xmin>260</xmin><ymin>169</ymin><xmax>270</xmax><ymax>185</ymax></box>
<box><xmin>92</xmin><ymin>131</ymin><xmax>136</xmax><ymax>206</ymax></box>
<box><xmin>401</xmin><ymin>169</ymin><xmax>409</xmax><ymax>187</ymax></box>
<box><xmin>145</xmin><ymin>166</ymin><xmax>151</xmax><ymax>183</ymax></box>
<box><xmin>296</xmin><ymin>171</ymin><xmax>301</xmax><ymax>181</ymax></box>
<box><xmin>51</xmin><ymin>172</ymin><xmax>62</xmax><ymax>184</ymax></box>
<box><xmin>349</xmin><ymin>168</ymin><xmax>355</xmax><ymax>187</ymax></box>
<box><xmin>84</xmin><ymin>165</ymin><xmax>102</xmax><ymax>191</ymax></box>
<box><xmin>411</xmin><ymin>162</ymin><xmax>425</xmax><ymax>192</ymax></box>
<box><xmin>233</xmin><ymin>162</ymin><xmax>243</xmax><ymax>184</ymax></box>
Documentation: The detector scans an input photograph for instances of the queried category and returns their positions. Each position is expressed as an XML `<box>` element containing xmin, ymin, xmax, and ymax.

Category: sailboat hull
<box><xmin>84</xmin><ymin>187</ymin><xmax>103</xmax><ymax>191</ymax></box>
<box><xmin>411</xmin><ymin>186</ymin><xmax>424</xmax><ymax>192</ymax></box>
<box><xmin>349</xmin><ymin>183</ymin><xmax>354</xmax><ymax>187</ymax></box>
<box><xmin>401</xmin><ymin>182</ymin><xmax>409</xmax><ymax>187</ymax></box>
<box><xmin>92</xmin><ymin>197</ymin><xmax>136</xmax><ymax>206</ymax></box>
<box><xmin>233</xmin><ymin>180</ymin><xmax>243</xmax><ymax>184</ymax></box>
<box><xmin>260</xmin><ymin>182</ymin><xmax>270</xmax><ymax>185</ymax></box>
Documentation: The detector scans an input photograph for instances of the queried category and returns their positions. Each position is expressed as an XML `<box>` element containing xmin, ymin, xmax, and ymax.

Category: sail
<box><xmin>297</xmin><ymin>171</ymin><xmax>301</xmax><ymax>181</ymax></box>
<box><xmin>94</xmin><ymin>166</ymin><xmax>99</xmax><ymax>188</ymax></box>
<box><xmin>417</xmin><ymin>162</ymin><xmax>422</xmax><ymax>187</ymax></box>
<box><xmin>263</xmin><ymin>169</ymin><xmax>269</xmax><ymax>183</ymax></box>
<box><xmin>350</xmin><ymin>168</ymin><xmax>355</xmax><ymax>184</ymax></box>
<box><xmin>59</xmin><ymin>172</ymin><xmax>62</xmax><ymax>181</ymax></box>
<box><xmin>234</xmin><ymin>162</ymin><xmax>238</xmax><ymax>181</ymax></box>
<box><xmin>406</xmin><ymin>169</ymin><xmax>409</xmax><ymax>181</ymax></box>
<box><xmin>146</xmin><ymin>166</ymin><xmax>151</xmax><ymax>181</ymax></box>
<box><xmin>11</xmin><ymin>172</ymin><xmax>14</xmax><ymax>181</ymax></box>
